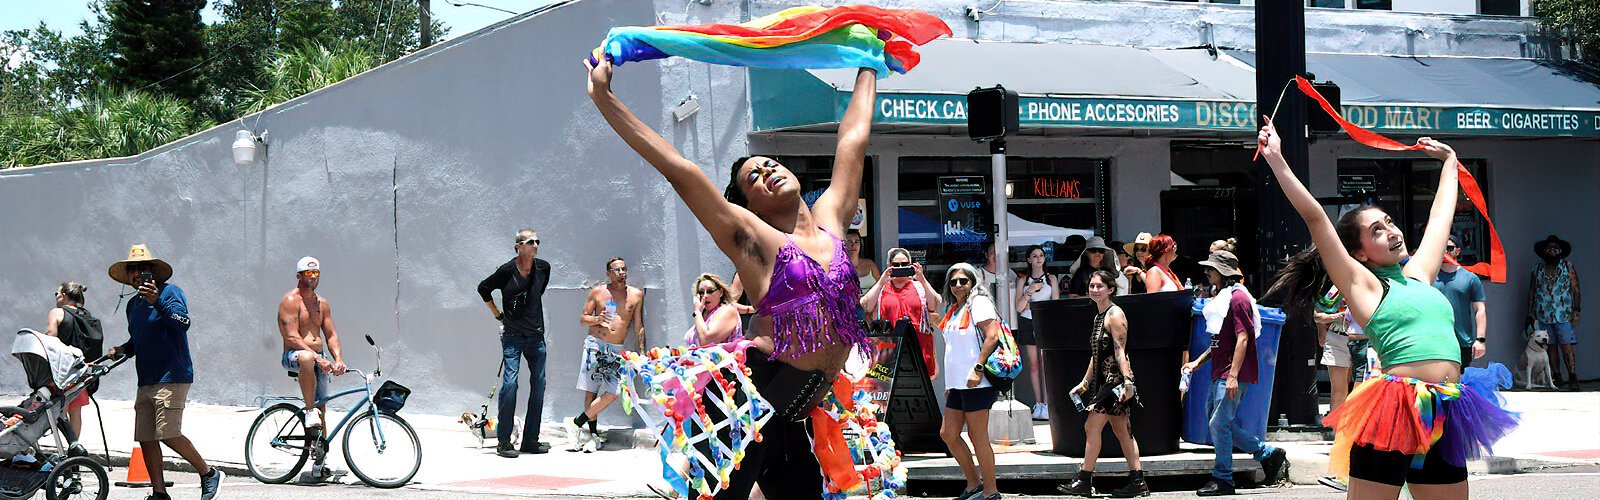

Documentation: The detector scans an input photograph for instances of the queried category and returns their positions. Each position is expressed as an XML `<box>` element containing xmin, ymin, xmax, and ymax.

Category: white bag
<box><xmin>988</xmin><ymin>394</ymin><xmax>1036</xmax><ymax>445</ymax></box>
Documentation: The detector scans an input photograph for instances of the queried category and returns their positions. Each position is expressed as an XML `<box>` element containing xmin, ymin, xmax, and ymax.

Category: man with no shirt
<box><xmin>568</xmin><ymin>257</ymin><xmax>645</xmax><ymax>452</ymax></box>
<box><xmin>278</xmin><ymin>257</ymin><xmax>347</xmax><ymax>433</ymax></box>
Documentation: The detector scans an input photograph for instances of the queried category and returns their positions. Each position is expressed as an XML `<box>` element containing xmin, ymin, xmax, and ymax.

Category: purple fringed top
<box><xmin>755</xmin><ymin>227</ymin><xmax>869</xmax><ymax>360</ymax></box>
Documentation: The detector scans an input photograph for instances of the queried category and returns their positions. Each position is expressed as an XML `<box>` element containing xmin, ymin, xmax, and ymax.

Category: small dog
<box><xmin>1515</xmin><ymin>329</ymin><xmax>1556</xmax><ymax>390</ymax></box>
<box><xmin>461</xmin><ymin>411</ymin><xmax>523</xmax><ymax>448</ymax></box>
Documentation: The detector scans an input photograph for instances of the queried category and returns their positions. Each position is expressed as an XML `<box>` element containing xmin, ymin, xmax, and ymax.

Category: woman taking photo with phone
<box><xmin>862</xmin><ymin>248</ymin><xmax>941</xmax><ymax>377</ymax></box>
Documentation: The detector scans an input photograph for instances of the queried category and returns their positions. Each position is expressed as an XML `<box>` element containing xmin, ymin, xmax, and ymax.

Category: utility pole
<box><xmin>1256</xmin><ymin>1</ymin><xmax>1316</xmax><ymax>427</ymax></box>
<box><xmin>419</xmin><ymin>0</ymin><xmax>433</xmax><ymax>48</ymax></box>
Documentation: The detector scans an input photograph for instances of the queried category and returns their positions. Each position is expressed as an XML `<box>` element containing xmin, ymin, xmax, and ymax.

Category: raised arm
<box><xmin>1403</xmin><ymin>138</ymin><xmax>1460</xmax><ymax>283</ymax></box>
<box><xmin>860</xmin><ymin>274</ymin><xmax>888</xmax><ymax>313</ymax></box>
<box><xmin>586</xmin><ymin>60</ymin><xmax>762</xmax><ymax>256</ymax></box>
<box><xmin>1258</xmin><ymin>119</ymin><xmax>1383</xmax><ymax>322</ymax></box>
<box><xmin>812</xmin><ymin>68</ymin><xmax>878</xmax><ymax>232</ymax></box>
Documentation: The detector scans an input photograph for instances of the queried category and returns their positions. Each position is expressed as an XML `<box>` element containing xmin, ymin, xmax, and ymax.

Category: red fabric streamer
<box><xmin>1259</xmin><ymin>76</ymin><xmax>1507</xmax><ymax>283</ymax></box>
<box><xmin>811</xmin><ymin>377</ymin><xmax>864</xmax><ymax>492</ymax></box>
<box><xmin>667</xmin><ymin>6</ymin><xmax>952</xmax><ymax>46</ymax></box>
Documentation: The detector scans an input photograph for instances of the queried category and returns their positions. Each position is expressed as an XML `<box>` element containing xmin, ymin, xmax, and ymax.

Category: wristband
<box><xmin>973</xmin><ymin>363</ymin><xmax>985</xmax><ymax>373</ymax></box>
<box><xmin>1475</xmin><ymin>337</ymin><xmax>1486</xmax><ymax>343</ymax></box>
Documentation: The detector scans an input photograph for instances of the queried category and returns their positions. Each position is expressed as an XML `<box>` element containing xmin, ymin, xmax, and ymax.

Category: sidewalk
<box><xmin>30</xmin><ymin>384</ymin><xmax>1599</xmax><ymax>496</ymax></box>
<box><xmin>38</xmin><ymin>395</ymin><xmax>671</xmax><ymax>497</ymax></box>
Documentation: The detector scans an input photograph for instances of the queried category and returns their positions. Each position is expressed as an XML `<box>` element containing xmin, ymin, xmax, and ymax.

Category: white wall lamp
<box><xmin>232</xmin><ymin>129</ymin><xmax>268</xmax><ymax>165</ymax></box>
<box><xmin>672</xmin><ymin>95</ymin><xmax>701</xmax><ymax>122</ymax></box>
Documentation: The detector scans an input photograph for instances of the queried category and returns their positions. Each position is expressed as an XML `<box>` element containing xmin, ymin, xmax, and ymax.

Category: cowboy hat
<box><xmin>107</xmin><ymin>244</ymin><xmax>173</xmax><ymax>286</ymax></box>
<box><xmin>1535</xmin><ymin>235</ymin><xmax>1571</xmax><ymax>260</ymax></box>
<box><xmin>1123</xmin><ymin>232</ymin><xmax>1153</xmax><ymax>256</ymax></box>
<box><xmin>1198</xmin><ymin>250</ymin><xmax>1244</xmax><ymax>278</ymax></box>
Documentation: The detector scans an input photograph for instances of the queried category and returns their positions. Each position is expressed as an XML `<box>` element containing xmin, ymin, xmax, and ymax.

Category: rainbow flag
<box><xmin>589</xmin><ymin>5</ymin><xmax>952</xmax><ymax>76</ymax></box>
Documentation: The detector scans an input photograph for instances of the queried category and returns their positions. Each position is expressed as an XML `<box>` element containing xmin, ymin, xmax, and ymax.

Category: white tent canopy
<box><xmin>1005</xmin><ymin>213</ymin><xmax>1095</xmax><ymax>247</ymax></box>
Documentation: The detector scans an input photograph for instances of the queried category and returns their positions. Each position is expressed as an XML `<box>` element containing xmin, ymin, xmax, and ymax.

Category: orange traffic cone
<box><xmin>114</xmin><ymin>444</ymin><xmax>174</xmax><ymax>487</ymax></box>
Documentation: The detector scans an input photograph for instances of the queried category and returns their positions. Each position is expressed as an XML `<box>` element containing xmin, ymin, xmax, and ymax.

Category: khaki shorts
<box><xmin>133</xmin><ymin>383</ymin><xmax>189</xmax><ymax>442</ymax></box>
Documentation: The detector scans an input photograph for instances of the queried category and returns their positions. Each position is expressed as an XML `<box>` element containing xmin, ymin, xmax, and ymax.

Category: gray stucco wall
<box><xmin>0</xmin><ymin>0</ymin><xmax>722</xmax><ymax>427</ymax></box>
<box><xmin>0</xmin><ymin>0</ymin><xmax>1587</xmax><ymax>433</ymax></box>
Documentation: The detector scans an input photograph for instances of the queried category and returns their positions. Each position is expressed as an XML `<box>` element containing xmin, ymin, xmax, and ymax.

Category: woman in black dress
<box><xmin>1060</xmin><ymin>270</ymin><xmax>1147</xmax><ymax>498</ymax></box>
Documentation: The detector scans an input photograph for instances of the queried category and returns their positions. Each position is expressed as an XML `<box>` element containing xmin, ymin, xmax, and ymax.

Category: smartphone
<box><xmin>889</xmin><ymin>266</ymin><xmax>915</xmax><ymax>278</ymax></box>
<box><xmin>138</xmin><ymin>271</ymin><xmax>155</xmax><ymax>285</ymax></box>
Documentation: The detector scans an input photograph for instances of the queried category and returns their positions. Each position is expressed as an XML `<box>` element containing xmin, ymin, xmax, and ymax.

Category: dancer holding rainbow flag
<box><xmin>1257</xmin><ymin>115</ymin><xmax>1517</xmax><ymax>499</ymax></box>
<box><xmin>585</xmin><ymin>6</ymin><xmax>950</xmax><ymax>499</ymax></box>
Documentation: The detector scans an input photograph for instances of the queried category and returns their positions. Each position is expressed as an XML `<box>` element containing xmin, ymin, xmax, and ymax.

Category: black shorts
<box><xmin>945</xmin><ymin>387</ymin><xmax>999</xmax><ymax>412</ymax></box>
<box><xmin>1014</xmin><ymin>317</ymin><xmax>1037</xmax><ymax>346</ymax></box>
<box><xmin>1348</xmin><ymin>442</ymin><xmax>1468</xmax><ymax>486</ymax></box>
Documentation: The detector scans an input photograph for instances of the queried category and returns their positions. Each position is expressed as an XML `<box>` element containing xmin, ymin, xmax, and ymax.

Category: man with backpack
<box><xmin>45</xmin><ymin>281</ymin><xmax>102</xmax><ymax>438</ymax></box>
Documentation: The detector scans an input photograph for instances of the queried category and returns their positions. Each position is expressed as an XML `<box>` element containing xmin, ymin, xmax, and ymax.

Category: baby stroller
<box><xmin>0</xmin><ymin>329</ymin><xmax>124</xmax><ymax>500</ymax></box>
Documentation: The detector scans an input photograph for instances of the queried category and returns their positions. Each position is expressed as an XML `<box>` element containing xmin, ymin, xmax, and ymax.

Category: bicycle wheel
<box><xmin>45</xmin><ymin>456</ymin><xmax>107</xmax><ymax>500</ymax></box>
<box><xmin>343</xmin><ymin>410</ymin><xmax>421</xmax><ymax>488</ymax></box>
<box><xmin>245</xmin><ymin>403</ymin><xmax>311</xmax><ymax>484</ymax></box>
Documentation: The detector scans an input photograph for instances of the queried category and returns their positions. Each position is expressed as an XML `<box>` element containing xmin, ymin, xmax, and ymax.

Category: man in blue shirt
<box><xmin>105</xmin><ymin>245</ymin><xmax>222</xmax><ymax>500</ymax></box>
<box><xmin>1433</xmin><ymin>237</ymin><xmax>1488</xmax><ymax>369</ymax></box>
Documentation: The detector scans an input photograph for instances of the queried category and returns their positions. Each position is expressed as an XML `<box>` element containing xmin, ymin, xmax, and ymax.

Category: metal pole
<box><xmin>991</xmin><ymin>139</ymin><xmax>1013</xmax><ymax>325</ymax></box>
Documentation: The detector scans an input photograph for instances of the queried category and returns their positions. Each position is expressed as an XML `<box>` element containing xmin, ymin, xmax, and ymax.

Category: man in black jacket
<box><xmin>478</xmin><ymin>228</ymin><xmax>552</xmax><ymax>457</ymax></box>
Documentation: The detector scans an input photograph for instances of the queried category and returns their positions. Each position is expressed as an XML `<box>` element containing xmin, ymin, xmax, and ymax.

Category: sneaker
<box><xmin>495</xmin><ymin>442</ymin><xmax>519</xmax><ymax>458</ymax></box>
<box><xmin>143</xmin><ymin>492</ymin><xmax>171</xmax><ymax>500</ymax></box>
<box><xmin>566</xmin><ymin>421</ymin><xmax>590</xmax><ymax>452</ymax></box>
<box><xmin>305</xmin><ymin>408</ymin><xmax>324</xmax><ymax>437</ymax></box>
<box><xmin>953</xmin><ymin>484</ymin><xmax>983</xmax><ymax>500</ymax></box>
<box><xmin>520</xmin><ymin>441</ymin><xmax>551</xmax><ymax>454</ymax></box>
<box><xmin>1259</xmin><ymin>447</ymin><xmax>1288</xmax><ymax>484</ymax></box>
<box><xmin>979</xmin><ymin>493</ymin><xmax>1003</xmax><ymax>500</ymax></box>
<box><xmin>582</xmin><ymin>432</ymin><xmax>601</xmax><ymax>453</ymax></box>
<box><xmin>1032</xmin><ymin>403</ymin><xmax>1048</xmax><ymax>420</ymax></box>
<box><xmin>1196</xmin><ymin>478</ymin><xmax>1236</xmax><ymax>496</ymax></box>
<box><xmin>1317</xmin><ymin>475</ymin><xmax>1349</xmax><ymax>492</ymax></box>
<box><xmin>199</xmin><ymin>468</ymin><xmax>224</xmax><ymax>500</ymax></box>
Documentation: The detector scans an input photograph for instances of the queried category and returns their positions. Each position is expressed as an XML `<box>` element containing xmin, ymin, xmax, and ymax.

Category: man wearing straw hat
<box><xmin>105</xmin><ymin>245</ymin><xmax>222</xmax><ymax>500</ymax></box>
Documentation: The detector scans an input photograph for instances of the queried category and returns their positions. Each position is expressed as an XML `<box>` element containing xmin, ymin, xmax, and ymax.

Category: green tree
<box><xmin>105</xmin><ymin>0</ymin><xmax>209</xmax><ymax>103</ymax></box>
<box><xmin>245</xmin><ymin>42</ymin><xmax>378</xmax><ymax>113</ymax></box>
<box><xmin>0</xmin><ymin>91</ymin><xmax>206</xmax><ymax>168</ymax></box>
<box><xmin>327</xmin><ymin>0</ymin><xmax>447</xmax><ymax>62</ymax></box>
<box><xmin>1536</xmin><ymin>0</ymin><xmax>1600</xmax><ymax>62</ymax></box>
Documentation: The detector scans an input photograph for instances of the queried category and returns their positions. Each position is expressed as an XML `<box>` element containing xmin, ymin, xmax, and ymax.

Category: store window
<box><xmin>896</xmin><ymin>157</ymin><xmax>1110</xmax><ymax>283</ymax></box>
<box><xmin>771</xmin><ymin>155</ymin><xmax>879</xmax><ymax>257</ymax></box>
<box><xmin>1356</xmin><ymin>0</ymin><xmax>1392</xmax><ymax>10</ymax></box>
<box><xmin>1479</xmin><ymin>0</ymin><xmax>1520</xmax><ymax>16</ymax></box>
<box><xmin>1308</xmin><ymin>0</ymin><xmax>1347</xmax><ymax>8</ymax></box>
<box><xmin>1333</xmin><ymin>158</ymin><xmax>1492</xmax><ymax>266</ymax></box>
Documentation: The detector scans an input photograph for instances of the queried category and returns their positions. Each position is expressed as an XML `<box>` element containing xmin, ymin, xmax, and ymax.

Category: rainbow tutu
<box><xmin>1323</xmin><ymin>366</ymin><xmax>1518</xmax><ymax>476</ymax></box>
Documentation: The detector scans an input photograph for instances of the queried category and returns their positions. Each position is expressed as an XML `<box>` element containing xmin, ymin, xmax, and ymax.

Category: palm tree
<box><xmin>245</xmin><ymin>42</ymin><xmax>377</xmax><ymax>113</ymax></box>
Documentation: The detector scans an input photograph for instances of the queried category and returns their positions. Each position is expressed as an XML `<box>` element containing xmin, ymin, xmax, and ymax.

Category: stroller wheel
<box><xmin>45</xmin><ymin>457</ymin><xmax>107</xmax><ymax>500</ymax></box>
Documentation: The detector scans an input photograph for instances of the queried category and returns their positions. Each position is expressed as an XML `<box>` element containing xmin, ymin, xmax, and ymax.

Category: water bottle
<box><xmin>1179</xmin><ymin>366</ymin><xmax>1192</xmax><ymax>393</ymax></box>
<box><xmin>1184</xmin><ymin>277</ymin><xmax>1193</xmax><ymax>289</ymax></box>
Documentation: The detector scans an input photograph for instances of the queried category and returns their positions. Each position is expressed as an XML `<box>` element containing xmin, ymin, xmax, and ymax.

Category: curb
<box><xmin>93</xmin><ymin>450</ymin><xmax>252</xmax><ymax>478</ymax></box>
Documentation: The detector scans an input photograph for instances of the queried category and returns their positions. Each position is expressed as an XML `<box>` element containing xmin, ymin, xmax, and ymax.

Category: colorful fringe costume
<box><xmin>1324</xmin><ymin>368</ymin><xmax>1518</xmax><ymax>477</ymax></box>
<box><xmin>588</xmin><ymin>5</ymin><xmax>952</xmax><ymax>77</ymax></box>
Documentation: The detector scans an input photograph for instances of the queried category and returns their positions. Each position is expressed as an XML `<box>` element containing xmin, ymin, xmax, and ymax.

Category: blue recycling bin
<box><xmin>1181</xmin><ymin>299</ymin><xmax>1286</xmax><ymax>446</ymax></box>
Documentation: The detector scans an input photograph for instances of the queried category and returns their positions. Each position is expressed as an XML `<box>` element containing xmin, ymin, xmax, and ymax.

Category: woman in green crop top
<box><xmin>1259</xmin><ymin>120</ymin><xmax>1516</xmax><ymax>499</ymax></box>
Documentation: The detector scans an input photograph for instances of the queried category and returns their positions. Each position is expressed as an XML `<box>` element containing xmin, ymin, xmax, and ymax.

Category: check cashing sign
<box><xmin>862</xmin><ymin>93</ymin><xmax>1600</xmax><ymax>138</ymax></box>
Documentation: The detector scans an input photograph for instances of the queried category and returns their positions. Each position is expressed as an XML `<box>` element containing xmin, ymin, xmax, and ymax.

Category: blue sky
<box><xmin>0</xmin><ymin>0</ymin><xmax>557</xmax><ymax>40</ymax></box>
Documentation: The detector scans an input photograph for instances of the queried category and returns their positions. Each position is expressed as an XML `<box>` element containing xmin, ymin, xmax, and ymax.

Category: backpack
<box><xmin>59</xmin><ymin>307</ymin><xmax>104</xmax><ymax>394</ymax></box>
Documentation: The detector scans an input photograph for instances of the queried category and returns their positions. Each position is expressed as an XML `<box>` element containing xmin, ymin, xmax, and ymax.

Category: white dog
<box><xmin>1515</xmin><ymin>329</ymin><xmax>1556</xmax><ymax>390</ymax></box>
<box><xmin>461</xmin><ymin>411</ymin><xmax>523</xmax><ymax>448</ymax></box>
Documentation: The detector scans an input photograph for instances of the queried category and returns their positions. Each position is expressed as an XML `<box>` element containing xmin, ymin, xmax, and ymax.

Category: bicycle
<box><xmin>243</xmin><ymin>335</ymin><xmax>420</xmax><ymax>488</ymax></box>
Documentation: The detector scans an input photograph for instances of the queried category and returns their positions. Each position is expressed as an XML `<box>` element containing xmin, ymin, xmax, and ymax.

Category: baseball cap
<box><xmin>297</xmin><ymin>256</ymin><xmax>321</xmax><ymax>273</ymax></box>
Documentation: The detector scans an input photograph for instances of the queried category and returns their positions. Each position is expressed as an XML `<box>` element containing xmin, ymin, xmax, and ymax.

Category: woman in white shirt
<box><xmin>937</xmin><ymin>263</ymin><xmax>1003</xmax><ymax>500</ymax></box>
<box><xmin>1015</xmin><ymin>245</ymin><xmax>1059</xmax><ymax>420</ymax></box>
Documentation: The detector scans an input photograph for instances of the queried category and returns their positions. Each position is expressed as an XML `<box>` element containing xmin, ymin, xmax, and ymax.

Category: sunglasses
<box><xmin>949</xmin><ymin>278</ymin><xmax>972</xmax><ymax>286</ymax></box>
<box><xmin>1087</xmin><ymin>249</ymin><xmax>1106</xmax><ymax>254</ymax></box>
<box><xmin>695</xmin><ymin>287</ymin><xmax>717</xmax><ymax>295</ymax></box>
<box><xmin>1445</xmin><ymin>245</ymin><xmax>1458</xmax><ymax>251</ymax></box>
<box><xmin>891</xmin><ymin>262</ymin><xmax>912</xmax><ymax>267</ymax></box>
<box><xmin>518</xmin><ymin>239</ymin><xmax>540</xmax><ymax>246</ymax></box>
<box><xmin>301</xmin><ymin>270</ymin><xmax>321</xmax><ymax>278</ymax></box>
